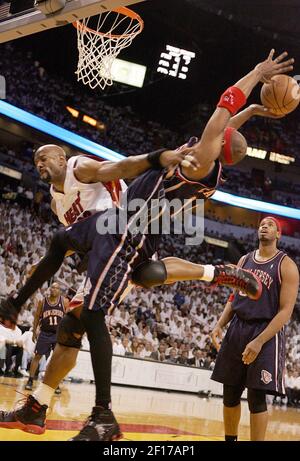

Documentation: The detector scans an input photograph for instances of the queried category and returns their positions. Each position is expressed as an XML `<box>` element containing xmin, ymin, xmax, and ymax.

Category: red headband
<box><xmin>223</xmin><ymin>127</ymin><xmax>236</xmax><ymax>165</ymax></box>
<box><xmin>260</xmin><ymin>216</ymin><xmax>282</xmax><ymax>235</ymax></box>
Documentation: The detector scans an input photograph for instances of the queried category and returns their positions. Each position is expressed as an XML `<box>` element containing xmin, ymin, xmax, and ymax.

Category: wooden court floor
<box><xmin>0</xmin><ymin>376</ymin><xmax>300</xmax><ymax>441</ymax></box>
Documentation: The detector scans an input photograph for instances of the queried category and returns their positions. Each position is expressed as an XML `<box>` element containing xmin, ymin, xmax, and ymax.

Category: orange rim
<box><xmin>72</xmin><ymin>6</ymin><xmax>144</xmax><ymax>39</ymax></box>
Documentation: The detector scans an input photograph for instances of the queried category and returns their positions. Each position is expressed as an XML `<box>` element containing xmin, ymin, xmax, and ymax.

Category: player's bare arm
<box><xmin>74</xmin><ymin>149</ymin><xmax>199</xmax><ymax>183</ymax></box>
<box><xmin>32</xmin><ymin>300</ymin><xmax>43</xmax><ymax>342</ymax></box>
<box><xmin>63</xmin><ymin>297</ymin><xmax>70</xmax><ymax>313</ymax></box>
<box><xmin>227</xmin><ymin>104</ymin><xmax>285</xmax><ymax>130</ymax></box>
<box><xmin>180</xmin><ymin>50</ymin><xmax>294</xmax><ymax>180</ymax></box>
<box><xmin>211</xmin><ymin>299</ymin><xmax>234</xmax><ymax>351</ymax></box>
<box><xmin>242</xmin><ymin>256</ymin><xmax>299</xmax><ymax>365</ymax></box>
<box><xmin>210</xmin><ymin>255</ymin><xmax>247</xmax><ymax>350</ymax></box>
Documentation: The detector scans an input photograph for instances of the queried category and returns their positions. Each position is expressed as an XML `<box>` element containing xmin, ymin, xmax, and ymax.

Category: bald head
<box><xmin>220</xmin><ymin>130</ymin><xmax>248</xmax><ymax>166</ymax></box>
<box><xmin>34</xmin><ymin>144</ymin><xmax>67</xmax><ymax>185</ymax></box>
<box><xmin>34</xmin><ymin>144</ymin><xmax>66</xmax><ymax>162</ymax></box>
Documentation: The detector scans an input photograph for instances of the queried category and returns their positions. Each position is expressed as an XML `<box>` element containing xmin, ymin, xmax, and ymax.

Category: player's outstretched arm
<box><xmin>181</xmin><ymin>50</ymin><xmax>294</xmax><ymax>177</ymax></box>
<box><xmin>227</xmin><ymin>104</ymin><xmax>285</xmax><ymax>130</ymax></box>
<box><xmin>74</xmin><ymin>149</ymin><xmax>199</xmax><ymax>183</ymax></box>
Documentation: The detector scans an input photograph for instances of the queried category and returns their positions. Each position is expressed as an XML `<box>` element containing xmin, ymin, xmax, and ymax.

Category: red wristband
<box><xmin>217</xmin><ymin>86</ymin><xmax>247</xmax><ymax>116</ymax></box>
<box><xmin>228</xmin><ymin>293</ymin><xmax>235</xmax><ymax>303</ymax></box>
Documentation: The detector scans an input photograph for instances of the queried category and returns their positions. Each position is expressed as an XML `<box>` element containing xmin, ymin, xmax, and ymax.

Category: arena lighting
<box><xmin>246</xmin><ymin>147</ymin><xmax>267</xmax><ymax>160</ymax></box>
<box><xmin>66</xmin><ymin>106</ymin><xmax>79</xmax><ymax>118</ymax></box>
<box><xmin>269</xmin><ymin>152</ymin><xmax>295</xmax><ymax>165</ymax></box>
<box><xmin>247</xmin><ymin>147</ymin><xmax>295</xmax><ymax>165</ymax></box>
<box><xmin>204</xmin><ymin>236</ymin><xmax>228</xmax><ymax>248</ymax></box>
<box><xmin>0</xmin><ymin>164</ymin><xmax>22</xmax><ymax>180</ymax></box>
<box><xmin>157</xmin><ymin>45</ymin><xmax>196</xmax><ymax>80</ymax></box>
<box><xmin>0</xmin><ymin>100</ymin><xmax>123</xmax><ymax>162</ymax></box>
<box><xmin>66</xmin><ymin>106</ymin><xmax>106</xmax><ymax>130</ymax></box>
<box><xmin>0</xmin><ymin>100</ymin><xmax>300</xmax><ymax>220</ymax></box>
<box><xmin>82</xmin><ymin>114</ymin><xmax>97</xmax><ymax>127</ymax></box>
<box><xmin>111</xmin><ymin>58</ymin><xmax>147</xmax><ymax>88</ymax></box>
<box><xmin>213</xmin><ymin>190</ymin><xmax>300</xmax><ymax>220</ymax></box>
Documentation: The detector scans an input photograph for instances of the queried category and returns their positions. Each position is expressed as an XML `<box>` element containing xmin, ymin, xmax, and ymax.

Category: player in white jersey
<box><xmin>0</xmin><ymin>48</ymin><xmax>293</xmax><ymax>439</ymax></box>
<box><xmin>49</xmin><ymin>154</ymin><xmax>127</xmax><ymax>226</ymax></box>
<box><xmin>25</xmin><ymin>143</ymin><xmax>196</xmax><ymax>394</ymax></box>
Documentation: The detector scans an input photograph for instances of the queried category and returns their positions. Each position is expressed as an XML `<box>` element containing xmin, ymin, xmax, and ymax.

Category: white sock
<box><xmin>200</xmin><ymin>265</ymin><xmax>215</xmax><ymax>282</ymax></box>
<box><xmin>33</xmin><ymin>383</ymin><xmax>54</xmax><ymax>407</ymax></box>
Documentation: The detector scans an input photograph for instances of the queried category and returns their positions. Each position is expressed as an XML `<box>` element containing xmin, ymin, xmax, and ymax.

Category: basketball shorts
<box><xmin>35</xmin><ymin>330</ymin><xmax>57</xmax><ymax>356</ymax></box>
<box><xmin>63</xmin><ymin>166</ymin><xmax>218</xmax><ymax>314</ymax></box>
<box><xmin>211</xmin><ymin>315</ymin><xmax>286</xmax><ymax>395</ymax></box>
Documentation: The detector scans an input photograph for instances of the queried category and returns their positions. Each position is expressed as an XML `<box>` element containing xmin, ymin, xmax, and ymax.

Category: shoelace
<box><xmin>216</xmin><ymin>267</ymin><xmax>248</xmax><ymax>289</ymax></box>
<box><xmin>14</xmin><ymin>391</ymin><xmax>34</xmax><ymax>416</ymax></box>
<box><xmin>76</xmin><ymin>411</ymin><xmax>113</xmax><ymax>439</ymax></box>
<box><xmin>75</xmin><ymin>416</ymin><xmax>102</xmax><ymax>439</ymax></box>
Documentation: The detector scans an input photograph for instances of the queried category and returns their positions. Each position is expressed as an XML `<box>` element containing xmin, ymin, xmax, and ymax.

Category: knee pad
<box><xmin>57</xmin><ymin>313</ymin><xmax>86</xmax><ymax>349</ymax></box>
<box><xmin>223</xmin><ymin>384</ymin><xmax>245</xmax><ymax>407</ymax></box>
<box><xmin>131</xmin><ymin>260</ymin><xmax>167</xmax><ymax>288</ymax></box>
<box><xmin>247</xmin><ymin>388</ymin><xmax>267</xmax><ymax>414</ymax></box>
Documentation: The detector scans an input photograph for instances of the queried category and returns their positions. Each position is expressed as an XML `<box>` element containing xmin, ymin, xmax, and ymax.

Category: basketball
<box><xmin>260</xmin><ymin>75</ymin><xmax>300</xmax><ymax>115</ymax></box>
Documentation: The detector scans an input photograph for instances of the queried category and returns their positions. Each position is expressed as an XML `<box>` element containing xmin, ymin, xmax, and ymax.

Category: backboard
<box><xmin>0</xmin><ymin>0</ymin><xmax>145</xmax><ymax>44</ymax></box>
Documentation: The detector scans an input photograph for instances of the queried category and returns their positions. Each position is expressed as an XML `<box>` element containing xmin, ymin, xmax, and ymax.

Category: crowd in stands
<box><xmin>0</xmin><ymin>194</ymin><xmax>299</xmax><ymax>404</ymax></box>
<box><xmin>1</xmin><ymin>41</ymin><xmax>300</xmax><ymax>210</ymax></box>
<box><xmin>0</xmin><ymin>41</ymin><xmax>300</xmax><ymax>404</ymax></box>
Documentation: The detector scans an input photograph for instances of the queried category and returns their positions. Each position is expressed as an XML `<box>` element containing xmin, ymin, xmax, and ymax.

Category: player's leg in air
<box><xmin>61</xmin><ymin>167</ymin><xmax>262</xmax><ymax>441</ymax></box>
<box><xmin>0</xmin><ymin>167</ymin><xmax>263</xmax><ymax>439</ymax></box>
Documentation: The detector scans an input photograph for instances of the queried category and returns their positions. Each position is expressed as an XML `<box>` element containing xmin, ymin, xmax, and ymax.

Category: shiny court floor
<box><xmin>0</xmin><ymin>377</ymin><xmax>300</xmax><ymax>441</ymax></box>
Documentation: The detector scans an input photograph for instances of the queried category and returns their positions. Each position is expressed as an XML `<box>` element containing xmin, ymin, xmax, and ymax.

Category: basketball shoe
<box><xmin>0</xmin><ymin>395</ymin><xmax>47</xmax><ymax>434</ymax></box>
<box><xmin>69</xmin><ymin>407</ymin><xmax>122</xmax><ymax>441</ymax></box>
<box><xmin>0</xmin><ymin>298</ymin><xmax>19</xmax><ymax>329</ymax></box>
<box><xmin>213</xmin><ymin>264</ymin><xmax>262</xmax><ymax>300</ymax></box>
<box><xmin>25</xmin><ymin>377</ymin><xmax>34</xmax><ymax>391</ymax></box>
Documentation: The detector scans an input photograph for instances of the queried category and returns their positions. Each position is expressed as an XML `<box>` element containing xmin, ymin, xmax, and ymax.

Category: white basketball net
<box><xmin>75</xmin><ymin>8</ymin><xmax>143</xmax><ymax>90</ymax></box>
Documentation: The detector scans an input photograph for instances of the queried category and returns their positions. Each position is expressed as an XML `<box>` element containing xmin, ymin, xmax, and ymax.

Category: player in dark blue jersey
<box><xmin>24</xmin><ymin>283</ymin><xmax>68</xmax><ymax>394</ymax></box>
<box><xmin>0</xmin><ymin>50</ymin><xmax>293</xmax><ymax>440</ymax></box>
<box><xmin>211</xmin><ymin>217</ymin><xmax>299</xmax><ymax>441</ymax></box>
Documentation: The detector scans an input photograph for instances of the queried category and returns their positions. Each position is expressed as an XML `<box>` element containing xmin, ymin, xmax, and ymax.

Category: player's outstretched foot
<box><xmin>213</xmin><ymin>264</ymin><xmax>262</xmax><ymax>300</ymax></box>
<box><xmin>0</xmin><ymin>395</ymin><xmax>47</xmax><ymax>434</ymax></box>
<box><xmin>69</xmin><ymin>407</ymin><xmax>122</xmax><ymax>441</ymax></box>
<box><xmin>0</xmin><ymin>298</ymin><xmax>19</xmax><ymax>329</ymax></box>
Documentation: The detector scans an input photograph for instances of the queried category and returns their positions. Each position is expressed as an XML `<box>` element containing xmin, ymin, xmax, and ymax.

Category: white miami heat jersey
<box><xmin>50</xmin><ymin>155</ymin><xmax>127</xmax><ymax>226</ymax></box>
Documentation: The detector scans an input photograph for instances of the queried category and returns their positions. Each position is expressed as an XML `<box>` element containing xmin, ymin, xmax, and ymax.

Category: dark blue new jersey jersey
<box><xmin>232</xmin><ymin>250</ymin><xmax>286</xmax><ymax>321</ymax></box>
<box><xmin>39</xmin><ymin>296</ymin><xmax>65</xmax><ymax>333</ymax></box>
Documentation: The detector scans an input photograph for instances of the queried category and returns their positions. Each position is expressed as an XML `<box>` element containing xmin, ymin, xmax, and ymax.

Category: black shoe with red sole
<box><xmin>213</xmin><ymin>264</ymin><xmax>262</xmax><ymax>300</ymax></box>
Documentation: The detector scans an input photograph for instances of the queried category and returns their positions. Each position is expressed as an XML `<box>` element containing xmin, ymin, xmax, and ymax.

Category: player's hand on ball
<box><xmin>250</xmin><ymin>104</ymin><xmax>285</xmax><ymax>119</ymax></box>
<box><xmin>160</xmin><ymin>148</ymin><xmax>200</xmax><ymax>175</ymax></box>
<box><xmin>255</xmin><ymin>49</ymin><xmax>294</xmax><ymax>83</ymax></box>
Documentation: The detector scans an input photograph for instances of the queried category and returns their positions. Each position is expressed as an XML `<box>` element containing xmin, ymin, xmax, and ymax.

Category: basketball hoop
<box><xmin>73</xmin><ymin>7</ymin><xmax>144</xmax><ymax>90</ymax></box>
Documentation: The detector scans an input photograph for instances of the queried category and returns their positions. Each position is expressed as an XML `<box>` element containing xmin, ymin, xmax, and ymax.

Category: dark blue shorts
<box><xmin>35</xmin><ymin>330</ymin><xmax>57</xmax><ymax>356</ymax></box>
<box><xmin>63</xmin><ymin>166</ymin><xmax>218</xmax><ymax>314</ymax></box>
<box><xmin>211</xmin><ymin>315</ymin><xmax>286</xmax><ymax>395</ymax></box>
